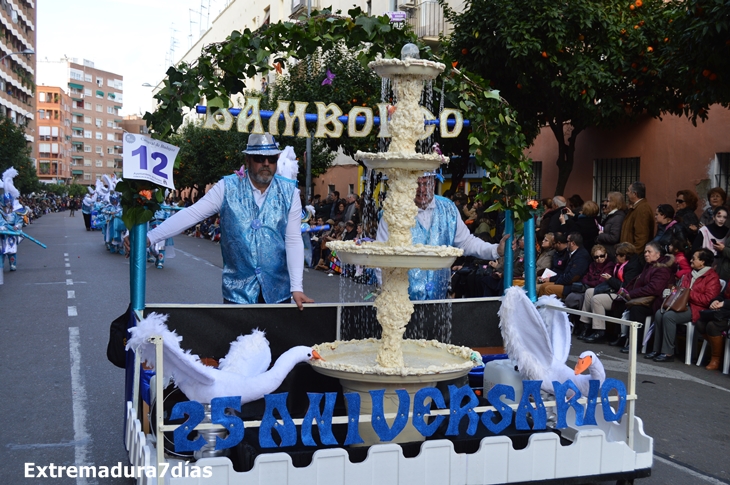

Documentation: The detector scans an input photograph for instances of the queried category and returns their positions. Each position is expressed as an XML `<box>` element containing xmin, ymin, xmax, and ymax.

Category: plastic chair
<box><xmin>621</xmin><ymin>311</ymin><xmax>651</xmax><ymax>353</ymax></box>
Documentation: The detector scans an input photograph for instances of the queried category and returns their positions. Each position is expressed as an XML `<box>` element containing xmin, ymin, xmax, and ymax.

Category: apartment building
<box><xmin>35</xmin><ymin>86</ymin><xmax>72</xmax><ymax>183</ymax></box>
<box><xmin>0</xmin><ymin>0</ymin><xmax>36</xmax><ymax>142</ymax></box>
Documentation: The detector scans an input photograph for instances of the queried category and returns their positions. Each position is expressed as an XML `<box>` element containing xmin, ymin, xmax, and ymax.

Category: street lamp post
<box><xmin>0</xmin><ymin>48</ymin><xmax>34</xmax><ymax>64</ymax></box>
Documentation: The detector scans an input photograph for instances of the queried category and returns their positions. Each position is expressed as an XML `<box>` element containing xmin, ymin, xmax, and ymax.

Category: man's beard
<box><xmin>250</xmin><ymin>169</ymin><xmax>274</xmax><ymax>186</ymax></box>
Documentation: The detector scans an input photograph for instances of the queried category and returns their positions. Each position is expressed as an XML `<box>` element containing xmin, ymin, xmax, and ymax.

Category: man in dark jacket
<box><xmin>537</xmin><ymin>232</ymin><xmax>591</xmax><ymax>299</ymax></box>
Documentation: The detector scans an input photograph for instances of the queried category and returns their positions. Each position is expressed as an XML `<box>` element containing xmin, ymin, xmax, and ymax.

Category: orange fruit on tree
<box><xmin>461</xmin><ymin>48</ymin><xmax>468</xmax><ymax>55</ymax></box>
<box><xmin>578</xmin><ymin>34</ymin><xmax>585</xmax><ymax>41</ymax></box>
<box><xmin>630</xmin><ymin>4</ymin><xmax>635</xmax><ymax>10</ymax></box>
<box><xmin>647</xmin><ymin>46</ymin><xmax>653</xmax><ymax>52</ymax></box>
<box><xmin>664</xmin><ymin>38</ymin><xmax>669</xmax><ymax>43</ymax></box>
<box><xmin>702</xmin><ymin>69</ymin><xmax>711</xmax><ymax>77</ymax></box>
<box><xmin>635</xmin><ymin>0</ymin><xmax>642</xmax><ymax>7</ymax></box>
<box><xmin>541</xmin><ymin>51</ymin><xmax>548</xmax><ymax>58</ymax></box>
<box><xmin>621</xmin><ymin>29</ymin><xmax>627</xmax><ymax>35</ymax></box>
<box><xmin>634</xmin><ymin>25</ymin><xmax>639</xmax><ymax>29</ymax></box>
<box><xmin>517</xmin><ymin>83</ymin><xmax>522</xmax><ymax>89</ymax></box>
<box><xmin>642</xmin><ymin>67</ymin><xmax>648</xmax><ymax>72</ymax></box>
<box><xmin>631</xmin><ymin>62</ymin><xmax>638</xmax><ymax>69</ymax></box>
<box><xmin>580</xmin><ymin>89</ymin><xmax>587</xmax><ymax>95</ymax></box>
<box><xmin>639</xmin><ymin>20</ymin><xmax>645</xmax><ymax>26</ymax></box>
<box><xmin>709</xmin><ymin>73</ymin><xmax>718</xmax><ymax>81</ymax></box>
<box><xmin>631</xmin><ymin>78</ymin><xmax>638</xmax><ymax>84</ymax></box>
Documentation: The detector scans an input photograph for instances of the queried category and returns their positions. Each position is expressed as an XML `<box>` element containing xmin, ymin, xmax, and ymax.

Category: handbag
<box><xmin>571</xmin><ymin>282</ymin><xmax>588</xmax><ymax>293</ymax></box>
<box><xmin>593</xmin><ymin>281</ymin><xmax>613</xmax><ymax>294</ymax></box>
<box><xmin>625</xmin><ymin>296</ymin><xmax>655</xmax><ymax>307</ymax></box>
<box><xmin>661</xmin><ymin>283</ymin><xmax>690</xmax><ymax>313</ymax></box>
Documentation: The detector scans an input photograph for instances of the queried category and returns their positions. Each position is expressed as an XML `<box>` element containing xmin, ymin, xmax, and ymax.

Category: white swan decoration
<box><xmin>499</xmin><ymin>287</ymin><xmax>606</xmax><ymax>397</ymax></box>
<box><xmin>126</xmin><ymin>313</ymin><xmax>322</xmax><ymax>404</ymax></box>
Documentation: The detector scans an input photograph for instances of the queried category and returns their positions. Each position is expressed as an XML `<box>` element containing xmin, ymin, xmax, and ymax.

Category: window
<box><xmin>83</xmin><ymin>173</ymin><xmax>91</xmax><ymax>180</ymax></box>
<box><xmin>96</xmin><ymin>104</ymin><xmax>103</xmax><ymax>112</ymax></box>
<box><xmin>107</xmin><ymin>106</ymin><xmax>115</xmax><ymax>114</ymax></box>
<box><xmin>107</xmin><ymin>161</ymin><xmax>115</xmax><ymax>168</ymax></box>
<box><xmin>532</xmin><ymin>161</ymin><xmax>542</xmax><ymax>200</ymax></box>
<box><xmin>96</xmin><ymin>77</ymin><xmax>104</xmax><ymax>86</ymax></box>
<box><xmin>51</xmin><ymin>143</ymin><xmax>59</xmax><ymax>154</ymax></box>
<box><xmin>593</xmin><ymin>157</ymin><xmax>640</xmax><ymax>203</ymax></box>
<box><xmin>328</xmin><ymin>184</ymin><xmax>335</xmax><ymax>194</ymax></box>
<box><xmin>96</xmin><ymin>91</ymin><xmax>103</xmax><ymax>98</ymax></box>
<box><xmin>84</xmin><ymin>146</ymin><xmax>92</xmax><ymax>153</ymax></box>
<box><xmin>85</xmin><ymin>88</ymin><xmax>92</xmax><ymax>96</ymax></box>
<box><xmin>39</xmin><ymin>126</ymin><xmax>51</xmax><ymax>140</ymax></box>
<box><xmin>95</xmin><ymin>146</ymin><xmax>102</xmax><ymax>154</ymax></box>
<box><xmin>95</xmin><ymin>118</ymin><xmax>102</xmax><ymax>127</ymax></box>
<box><xmin>39</xmin><ymin>143</ymin><xmax>51</xmax><ymax>157</ymax></box>
<box><xmin>713</xmin><ymin>153</ymin><xmax>730</xmax><ymax>194</ymax></box>
<box><xmin>95</xmin><ymin>160</ymin><xmax>103</xmax><ymax>167</ymax></box>
<box><xmin>39</xmin><ymin>161</ymin><xmax>50</xmax><ymax>174</ymax></box>
<box><xmin>95</xmin><ymin>132</ymin><xmax>102</xmax><ymax>140</ymax></box>
<box><xmin>84</xmin><ymin>130</ymin><xmax>92</xmax><ymax>138</ymax></box>
<box><xmin>39</xmin><ymin>92</ymin><xmax>46</xmax><ymax>102</ymax></box>
<box><xmin>84</xmin><ymin>159</ymin><xmax>91</xmax><ymax>166</ymax></box>
<box><xmin>84</xmin><ymin>101</ymin><xmax>91</xmax><ymax>110</ymax></box>
<box><xmin>106</xmin><ymin>133</ymin><xmax>115</xmax><ymax>141</ymax></box>
<box><xmin>70</xmin><ymin>69</ymin><xmax>83</xmax><ymax>81</ymax></box>
<box><xmin>84</xmin><ymin>116</ymin><xmax>92</xmax><ymax>124</ymax></box>
<box><xmin>106</xmin><ymin>120</ymin><xmax>113</xmax><ymax>128</ymax></box>
<box><xmin>84</xmin><ymin>74</ymin><xmax>92</xmax><ymax>82</ymax></box>
<box><xmin>107</xmin><ymin>147</ymin><xmax>114</xmax><ymax>154</ymax></box>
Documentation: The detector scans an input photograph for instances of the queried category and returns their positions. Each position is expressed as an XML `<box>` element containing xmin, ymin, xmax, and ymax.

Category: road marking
<box><xmin>66</xmin><ymin>270</ymin><xmax>72</xmax><ymax>275</ymax></box>
<box><xmin>64</xmin><ymin>253</ymin><xmax>68</xmax><ymax>256</ymax></box>
<box><xmin>654</xmin><ymin>453</ymin><xmax>729</xmax><ymax>484</ymax></box>
<box><xmin>67</xmin><ymin>290</ymin><xmax>75</xmax><ymax>299</ymax></box>
<box><xmin>68</xmin><ymin>327</ymin><xmax>96</xmax><ymax>485</ymax></box>
<box><xmin>7</xmin><ymin>440</ymin><xmax>84</xmax><ymax>450</ymax></box>
<box><xmin>65</xmin><ymin>263</ymin><xmax>71</xmax><ymax>267</ymax></box>
<box><xmin>174</xmin><ymin>248</ymin><xmax>220</xmax><ymax>268</ymax></box>
<box><xmin>68</xmin><ymin>306</ymin><xmax>78</xmax><ymax>317</ymax></box>
<box><xmin>64</xmin><ymin>258</ymin><xmax>69</xmax><ymax>262</ymax></box>
<box><xmin>66</xmin><ymin>279</ymin><xmax>73</xmax><ymax>285</ymax></box>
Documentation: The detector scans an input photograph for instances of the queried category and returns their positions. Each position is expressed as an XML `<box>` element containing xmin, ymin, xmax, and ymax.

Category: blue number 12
<box><xmin>132</xmin><ymin>145</ymin><xmax>168</xmax><ymax>179</ymax></box>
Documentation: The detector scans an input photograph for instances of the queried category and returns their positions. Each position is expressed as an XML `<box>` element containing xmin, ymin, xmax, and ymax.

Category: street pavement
<box><xmin>1</xmin><ymin>211</ymin><xmax>729</xmax><ymax>484</ymax></box>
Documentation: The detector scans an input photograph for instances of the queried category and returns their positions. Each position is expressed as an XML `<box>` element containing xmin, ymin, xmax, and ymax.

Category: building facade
<box><xmin>38</xmin><ymin>59</ymin><xmax>124</xmax><ymax>184</ymax></box>
<box><xmin>35</xmin><ymin>86</ymin><xmax>72</xmax><ymax>183</ymax></box>
<box><xmin>0</xmin><ymin>0</ymin><xmax>36</xmax><ymax>145</ymax></box>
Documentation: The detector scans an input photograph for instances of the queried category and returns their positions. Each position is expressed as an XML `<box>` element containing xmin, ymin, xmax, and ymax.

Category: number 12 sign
<box><xmin>123</xmin><ymin>134</ymin><xmax>180</xmax><ymax>190</ymax></box>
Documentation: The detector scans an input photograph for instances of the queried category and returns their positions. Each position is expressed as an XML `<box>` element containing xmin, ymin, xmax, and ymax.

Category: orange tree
<box><xmin>662</xmin><ymin>0</ymin><xmax>730</xmax><ymax>121</ymax></box>
<box><xmin>445</xmin><ymin>0</ymin><xmax>678</xmax><ymax>195</ymax></box>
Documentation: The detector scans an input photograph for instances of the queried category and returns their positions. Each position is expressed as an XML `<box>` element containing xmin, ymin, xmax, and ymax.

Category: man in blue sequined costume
<box><xmin>376</xmin><ymin>174</ymin><xmax>511</xmax><ymax>300</ymax></box>
<box><xmin>134</xmin><ymin>133</ymin><xmax>314</xmax><ymax>309</ymax></box>
<box><xmin>1</xmin><ymin>193</ymin><xmax>24</xmax><ymax>272</ymax></box>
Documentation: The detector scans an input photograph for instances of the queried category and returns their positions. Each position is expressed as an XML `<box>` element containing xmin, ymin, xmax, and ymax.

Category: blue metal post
<box><xmin>126</xmin><ymin>222</ymin><xmax>147</xmax><ymax>405</ymax></box>
<box><xmin>524</xmin><ymin>214</ymin><xmax>537</xmax><ymax>302</ymax></box>
<box><xmin>502</xmin><ymin>210</ymin><xmax>514</xmax><ymax>292</ymax></box>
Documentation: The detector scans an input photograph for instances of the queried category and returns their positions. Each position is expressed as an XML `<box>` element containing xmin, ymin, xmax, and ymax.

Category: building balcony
<box><xmin>400</xmin><ymin>0</ymin><xmax>452</xmax><ymax>45</ymax></box>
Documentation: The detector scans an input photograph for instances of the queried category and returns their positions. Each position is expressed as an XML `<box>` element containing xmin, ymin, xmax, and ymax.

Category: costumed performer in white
<box><xmin>125</xmin><ymin>133</ymin><xmax>314</xmax><ymax>310</ymax></box>
<box><xmin>0</xmin><ymin>167</ymin><xmax>27</xmax><ymax>274</ymax></box>
<box><xmin>81</xmin><ymin>186</ymin><xmax>95</xmax><ymax>231</ymax></box>
<box><xmin>376</xmin><ymin>171</ymin><xmax>513</xmax><ymax>300</ymax></box>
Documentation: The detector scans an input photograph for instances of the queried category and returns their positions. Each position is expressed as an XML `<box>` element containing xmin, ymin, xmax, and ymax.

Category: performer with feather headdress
<box><xmin>0</xmin><ymin>167</ymin><xmax>27</xmax><ymax>272</ymax></box>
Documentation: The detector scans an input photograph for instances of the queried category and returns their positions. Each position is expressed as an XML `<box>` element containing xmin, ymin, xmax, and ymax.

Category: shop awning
<box><xmin>96</xmin><ymin>90</ymin><xmax>104</xmax><ymax>96</ymax></box>
<box><xmin>68</xmin><ymin>82</ymin><xmax>83</xmax><ymax>90</ymax></box>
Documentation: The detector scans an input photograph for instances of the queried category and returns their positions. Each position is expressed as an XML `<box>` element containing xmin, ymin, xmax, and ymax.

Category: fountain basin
<box><xmin>368</xmin><ymin>58</ymin><xmax>445</xmax><ymax>80</ymax></box>
<box><xmin>327</xmin><ymin>241</ymin><xmax>462</xmax><ymax>269</ymax></box>
<box><xmin>310</xmin><ymin>339</ymin><xmax>476</xmax><ymax>382</ymax></box>
<box><xmin>355</xmin><ymin>151</ymin><xmax>444</xmax><ymax>172</ymax></box>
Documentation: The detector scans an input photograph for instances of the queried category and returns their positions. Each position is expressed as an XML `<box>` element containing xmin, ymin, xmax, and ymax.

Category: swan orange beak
<box><xmin>574</xmin><ymin>355</ymin><xmax>592</xmax><ymax>375</ymax></box>
<box><xmin>311</xmin><ymin>349</ymin><xmax>324</xmax><ymax>361</ymax></box>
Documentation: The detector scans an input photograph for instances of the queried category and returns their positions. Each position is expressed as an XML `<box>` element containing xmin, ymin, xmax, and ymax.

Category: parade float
<box><xmin>122</xmin><ymin>43</ymin><xmax>652</xmax><ymax>485</ymax></box>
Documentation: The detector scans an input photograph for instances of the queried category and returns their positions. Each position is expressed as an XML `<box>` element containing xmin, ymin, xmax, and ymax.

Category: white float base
<box><xmin>126</xmin><ymin>400</ymin><xmax>653</xmax><ymax>485</ymax></box>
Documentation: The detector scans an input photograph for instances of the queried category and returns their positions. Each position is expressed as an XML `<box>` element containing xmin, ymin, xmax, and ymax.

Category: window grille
<box><xmin>593</xmin><ymin>157</ymin><xmax>640</xmax><ymax>203</ymax></box>
<box><xmin>714</xmin><ymin>153</ymin><xmax>730</xmax><ymax>193</ymax></box>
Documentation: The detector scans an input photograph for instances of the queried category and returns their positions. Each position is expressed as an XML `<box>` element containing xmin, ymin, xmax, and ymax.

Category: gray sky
<box><xmin>36</xmin><ymin>0</ymin><xmax>229</xmax><ymax>116</ymax></box>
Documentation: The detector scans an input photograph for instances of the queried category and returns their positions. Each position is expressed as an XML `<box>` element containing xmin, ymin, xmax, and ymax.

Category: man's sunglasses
<box><xmin>250</xmin><ymin>155</ymin><xmax>278</xmax><ymax>164</ymax></box>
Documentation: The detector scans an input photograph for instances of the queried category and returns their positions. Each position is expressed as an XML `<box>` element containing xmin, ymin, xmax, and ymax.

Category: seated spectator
<box><xmin>536</xmin><ymin>233</ymin><xmax>556</xmax><ymax>277</ymax></box>
<box><xmin>537</xmin><ymin>232</ymin><xmax>590</xmax><ymax>299</ymax></box>
<box><xmin>596</xmin><ymin>191</ymin><xmax>627</xmax><ymax>258</ymax></box>
<box><xmin>674</xmin><ymin>189</ymin><xmax>699</xmax><ymax>223</ymax></box>
<box><xmin>694</xmin><ymin>206</ymin><xmax>730</xmax><ymax>281</ymax></box>
<box><xmin>653</xmin><ymin>204</ymin><xmax>677</xmax><ymax>248</ymax></box>
<box><xmin>668</xmin><ymin>235</ymin><xmax>692</xmax><ymax>280</ymax></box>
<box><xmin>564</xmin><ymin>244</ymin><xmax>615</xmax><ymax>341</ymax></box>
<box><xmin>580</xmin><ymin>242</ymin><xmax>642</xmax><ymax>346</ymax></box>
<box><xmin>696</xmin><ymin>282</ymin><xmax>730</xmax><ymax>370</ymax></box>
<box><xmin>614</xmin><ymin>241</ymin><xmax>675</xmax><ymax>354</ymax></box>
<box><xmin>700</xmin><ymin>187</ymin><xmax>729</xmax><ymax>228</ymax></box>
<box><xmin>646</xmin><ymin>248</ymin><xmax>721</xmax><ymax>362</ymax></box>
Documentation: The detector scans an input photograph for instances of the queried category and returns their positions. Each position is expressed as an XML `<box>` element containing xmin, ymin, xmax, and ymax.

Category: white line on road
<box><xmin>64</xmin><ymin>258</ymin><xmax>69</xmax><ymax>262</ymax></box>
<box><xmin>66</xmin><ymin>279</ymin><xmax>73</xmax><ymax>285</ymax></box>
<box><xmin>65</xmin><ymin>263</ymin><xmax>71</xmax><ymax>267</ymax></box>
<box><xmin>66</xmin><ymin>270</ymin><xmax>72</xmax><ymax>275</ymax></box>
<box><xmin>654</xmin><ymin>454</ymin><xmax>728</xmax><ymax>484</ymax></box>
<box><xmin>67</xmin><ymin>290</ymin><xmax>75</xmax><ymax>299</ymax></box>
<box><xmin>68</xmin><ymin>306</ymin><xmax>77</xmax><ymax>317</ymax></box>
<box><xmin>64</xmin><ymin>253</ymin><xmax>68</xmax><ymax>256</ymax></box>
<box><xmin>68</xmin><ymin>327</ymin><xmax>96</xmax><ymax>485</ymax></box>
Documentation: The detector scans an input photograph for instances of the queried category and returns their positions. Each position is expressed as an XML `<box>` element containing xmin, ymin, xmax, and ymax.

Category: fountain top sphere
<box><xmin>401</xmin><ymin>43</ymin><xmax>420</xmax><ymax>60</ymax></box>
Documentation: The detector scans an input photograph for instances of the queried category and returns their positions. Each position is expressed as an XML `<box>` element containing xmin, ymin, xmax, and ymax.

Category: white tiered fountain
<box><xmin>311</xmin><ymin>44</ymin><xmax>479</xmax><ymax>444</ymax></box>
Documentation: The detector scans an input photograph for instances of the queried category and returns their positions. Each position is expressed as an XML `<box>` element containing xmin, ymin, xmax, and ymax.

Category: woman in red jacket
<box><xmin>645</xmin><ymin>248</ymin><xmax>721</xmax><ymax>362</ymax></box>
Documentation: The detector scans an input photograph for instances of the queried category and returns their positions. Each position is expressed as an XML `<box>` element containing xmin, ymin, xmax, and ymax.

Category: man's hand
<box><xmin>710</xmin><ymin>300</ymin><xmax>723</xmax><ymax>310</ymax></box>
<box><xmin>714</xmin><ymin>241</ymin><xmax>725</xmax><ymax>252</ymax></box>
<box><xmin>123</xmin><ymin>235</ymin><xmax>151</xmax><ymax>258</ymax></box>
<box><xmin>292</xmin><ymin>291</ymin><xmax>314</xmax><ymax>311</ymax></box>
<box><xmin>496</xmin><ymin>233</ymin><xmax>517</xmax><ymax>258</ymax></box>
